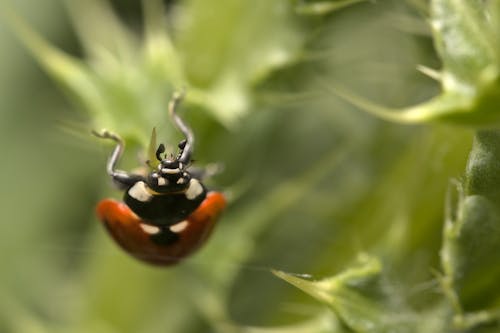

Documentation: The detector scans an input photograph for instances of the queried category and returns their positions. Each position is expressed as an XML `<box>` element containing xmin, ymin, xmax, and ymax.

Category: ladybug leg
<box><xmin>92</xmin><ymin>129</ymin><xmax>144</xmax><ymax>189</ymax></box>
<box><xmin>168</xmin><ymin>90</ymin><xmax>194</xmax><ymax>166</ymax></box>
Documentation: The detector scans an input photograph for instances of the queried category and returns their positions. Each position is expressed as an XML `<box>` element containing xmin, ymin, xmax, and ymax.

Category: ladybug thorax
<box><xmin>124</xmin><ymin>172</ymin><xmax>207</xmax><ymax>226</ymax></box>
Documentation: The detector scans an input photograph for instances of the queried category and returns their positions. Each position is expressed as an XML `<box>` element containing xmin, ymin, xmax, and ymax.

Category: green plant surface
<box><xmin>328</xmin><ymin>0</ymin><xmax>500</xmax><ymax>127</ymax></box>
<box><xmin>441</xmin><ymin>130</ymin><xmax>500</xmax><ymax>330</ymax></box>
<box><xmin>0</xmin><ymin>0</ymin><xmax>499</xmax><ymax>332</ymax></box>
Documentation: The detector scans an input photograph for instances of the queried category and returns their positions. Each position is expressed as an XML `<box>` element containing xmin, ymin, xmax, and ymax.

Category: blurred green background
<box><xmin>0</xmin><ymin>0</ymin><xmax>495</xmax><ymax>332</ymax></box>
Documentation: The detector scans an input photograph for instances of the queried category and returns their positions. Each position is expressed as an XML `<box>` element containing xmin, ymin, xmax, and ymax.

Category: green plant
<box><xmin>1</xmin><ymin>0</ymin><xmax>499</xmax><ymax>332</ymax></box>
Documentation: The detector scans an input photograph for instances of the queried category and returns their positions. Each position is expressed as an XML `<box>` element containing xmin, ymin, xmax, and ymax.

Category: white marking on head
<box><xmin>169</xmin><ymin>220</ymin><xmax>189</xmax><ymax>233</ymax></box>
<box><xmin>185</xmin><ymin>179</ymin><xmax>204</xmax><ymax>200</ymax></box>
<box><xmin>177</xmin><ymin>178</ymin><xmax>186</xmax><ymax>185</ymax></box>
<box><xmin>140</xmin><ymin>223</ymin><xmax>161</xmax><ymax>235</ymax></box>
<box><xmin>157</xmin><ymin>177</ymin><xmax>168</xmax><ymax>186</ymax></box>
<box><xmin>128</xmin><ymin>181</ymin><xmax>153</xmax><ymax>202</ymax></box>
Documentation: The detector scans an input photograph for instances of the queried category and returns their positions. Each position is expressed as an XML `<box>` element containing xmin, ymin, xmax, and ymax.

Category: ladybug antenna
<box><xmin>155</xmin><ymin>144</ymin><xmax>165</xmax><ymax>161</ymax></box>
<box><xmin>168</xmin><ymin>90</ymin><xmax>193</xmax><ymax>165</ymax></box>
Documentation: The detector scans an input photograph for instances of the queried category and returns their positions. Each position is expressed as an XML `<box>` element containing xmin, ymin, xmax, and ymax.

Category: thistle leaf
<box><xmin>273</xmin><ymin>254</ymin><xmax>414</xmax><ymax>333</ymax></box>
<box><xmin>441</xmin><ymin>130</ymin><xmax>500</xmax><ymax>330</ymax></box>
<box><xmin>328</xmin><ymin>0</ymin><xmax>500</xmax><ymax>126</ymax></box>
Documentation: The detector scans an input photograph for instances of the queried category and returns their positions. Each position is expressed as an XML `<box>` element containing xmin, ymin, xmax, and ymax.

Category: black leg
<box><xmin>92</xmin><ymin>130</ymin><xmax>144</xmax><ymax>188</ymax></box>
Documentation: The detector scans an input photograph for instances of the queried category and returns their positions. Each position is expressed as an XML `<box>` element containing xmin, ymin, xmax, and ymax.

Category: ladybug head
<box><xmin>147</xmin><ymin>138</ymin><xmax>192</xmax><ymax>193</ymax></box>
<box><xmin>155</xmin><ymin>140</ymin><xmax>189</xmax><ymax>173</ymax></box>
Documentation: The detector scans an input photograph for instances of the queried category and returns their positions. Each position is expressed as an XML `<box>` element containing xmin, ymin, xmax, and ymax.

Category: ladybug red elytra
<box><xmin>93</xmin><ymin>92</ymin><xmax>226</xmax><ymax>265</ymax></box>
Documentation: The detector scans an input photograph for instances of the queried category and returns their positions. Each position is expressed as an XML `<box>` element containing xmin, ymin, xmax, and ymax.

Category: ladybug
<box><xmin>93</xmin><ymin>92</ymin><xmax>226</xmax><ymax>265</ymax></box>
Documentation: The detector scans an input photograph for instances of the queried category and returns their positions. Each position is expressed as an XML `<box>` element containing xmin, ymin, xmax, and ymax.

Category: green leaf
<box><xmin>146</xmin><ymin>127</ymin><xmax>159</xmax><ymax>169</ymax></box>
<box><xmin>4</xmin><ymin>0</ymin><xmax>311</xmax><ymax>133</ymax></box>
<box><xmin>65</xmin><ymin>0</ymin><xmax>137</xmax><ymax>61</ymax></box>
<box><xmin>240</xmin><ymin>312</ymin><xmax>341</xmax><ymax>333</ymax></box>
<box><xmin>431</xmin><ymin>0</ymin><xmax>499</xmax><ymax>87</ymax></box>
<box><xmin>327</xmin><ymin>0</ymin><xmax>500</xmax><ymax>126</ymax></box>
<box><xmin>177</xmin><ymin>0</ymin><xmax>305</xmax><ymax>126</ymax></box>
<box><xmin>441</xmin><ymin>130</ymin><xmax>500</xmax><ymax>330</ymax></box>
<box><xmin>273</xmin><ymin>254</ymin><xmax>414</xmax><ymax>333</ymax></box>
<box><xmin>3</xmin><ymin>0</ymin><xmax>179</xmax><ymax>144</ymax></box>
<box><xmin>2</xmin><ymin>7</ymin><xmax>103</xmax><ymax>118</ymax></box>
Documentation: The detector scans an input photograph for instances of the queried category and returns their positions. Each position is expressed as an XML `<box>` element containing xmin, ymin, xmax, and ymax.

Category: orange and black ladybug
<box><xmin>93</xmin><ymin>92</ymin><xmax>226</xmax><ymax>265</ymax></box>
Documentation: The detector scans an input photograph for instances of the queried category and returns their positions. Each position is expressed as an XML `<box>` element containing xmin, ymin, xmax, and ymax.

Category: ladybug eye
<box><xmin>155</xmin><ymin>144</ymin><xmax>166</xmax><ymax>161</ymax></box>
